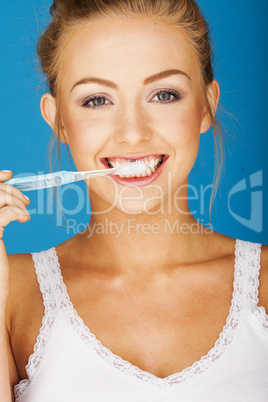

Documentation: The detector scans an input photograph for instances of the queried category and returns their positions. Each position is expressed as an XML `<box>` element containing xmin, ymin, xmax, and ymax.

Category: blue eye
<box><xmin>151</xmin><ymin>89</ymin><xmax>182</xmax><ymax>104</ymax></box>
<box><xmin>82</xmin><ymin>96</ymin><xmax>109</xmax><ymax>109</ymax></box>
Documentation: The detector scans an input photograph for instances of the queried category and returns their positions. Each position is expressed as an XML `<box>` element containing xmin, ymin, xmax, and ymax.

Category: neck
<box><xmin>76</xmin><ymin>190</ymin><xmax>213</xmax><ymax>279</ymax></box>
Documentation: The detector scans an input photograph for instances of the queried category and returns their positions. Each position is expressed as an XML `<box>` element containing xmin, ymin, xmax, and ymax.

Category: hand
<box><xmin>0</xmin><ymin>170</ymin><xmax>30</xmax><ymax>305</ymax></box>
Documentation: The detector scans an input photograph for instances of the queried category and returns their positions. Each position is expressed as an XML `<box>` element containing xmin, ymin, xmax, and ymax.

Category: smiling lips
<box><xmin>100</xmin><ymin>154</ymin><xmax>168</xmax><ymax>186</ymax></box>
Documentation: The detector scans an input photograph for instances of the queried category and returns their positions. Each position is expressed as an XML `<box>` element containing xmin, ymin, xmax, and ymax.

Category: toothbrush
<box><xmin>3</xmin><ymin>162</ymin><xmax>147</xmax><ymax>191</ymax></box>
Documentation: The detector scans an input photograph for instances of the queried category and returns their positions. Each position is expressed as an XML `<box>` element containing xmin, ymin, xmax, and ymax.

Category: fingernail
<box><xmin>2</xmin><ymin>170</ymin><xmax>12</xmax><ymax>173</ymax></box>
<box><xmin>24</xmin><ymin>194</ymin><xmax>30</xmax><ymax>201</ymax></box>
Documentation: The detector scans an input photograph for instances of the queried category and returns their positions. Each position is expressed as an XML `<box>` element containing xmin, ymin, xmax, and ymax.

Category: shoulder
<box><xmin>6</xmin><ymin>253</ymin><xmax>41</xmax><ymax>329</ymax></box>
<box><xmin>8</xmin><ymin>253</ymin><xmax>36</xmax><ymax>288</ymax></box>
<box><xmin>8</xmin><ymin>252</ymin><xmax>37</xmax><ymax>292</ymax></box>
<box><xmin>260</xmin><ymin>244</ymin><xmax>268</xmax><ymax>266</ymax></box>
<box><xmin>259</xmin><ymin>244</ymin><xmax>268</xmax><ymax>313</ymax></box>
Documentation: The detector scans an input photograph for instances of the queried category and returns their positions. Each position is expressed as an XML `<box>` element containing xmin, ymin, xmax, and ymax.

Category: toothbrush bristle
<box><xmin>116</xmin><ymin>162</ymin><xmax>147</xmax><ymax>176</ymax></box>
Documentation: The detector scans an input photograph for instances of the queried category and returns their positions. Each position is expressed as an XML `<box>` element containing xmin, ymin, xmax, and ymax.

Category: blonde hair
<box><xmin>37</xmin><ymin>0</ymin><xmax>224</xmax><ymax>216</ymax></box>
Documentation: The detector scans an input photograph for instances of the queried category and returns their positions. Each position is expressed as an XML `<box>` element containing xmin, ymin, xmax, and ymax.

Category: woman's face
<box><xmin>44</xmin><ymin>17</ymin><xmax>216</xmax><ymax>214</ymax></box>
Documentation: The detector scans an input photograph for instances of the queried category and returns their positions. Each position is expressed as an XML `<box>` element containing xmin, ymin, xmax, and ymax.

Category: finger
<box><xmin>0</xmin><ymin>170</ymin><xmax>13</xmax><ymax>181</ymax></box>
<box><xmin>0</xmin><ymin>203</ymin><xmax>29</xmax><ymax>220</ymax></box>
<box><xmin>0</xmin><ymin>206</ymin><xmax>30</xmax><ymax>229</ymax></box>
<box><xmin>0</xmin><ymin>171</ymin><xmax>30</xmax><ymax>206</ymax></box>
<box><xmin>0</xmin><ymin>170</ymin><xmax>12</xmax><ymax>177</ymax></box>
<box><xmin>0</xmin><ymin>189</ymin><xmax>29</xmax><ymax>211</ymax></box>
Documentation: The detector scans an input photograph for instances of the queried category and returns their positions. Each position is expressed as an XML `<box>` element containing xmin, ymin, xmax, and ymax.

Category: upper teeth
<box><xmin>108</xmin><ymin>156</ymin><xmax>163</xmax><ymax>178</ymax></box>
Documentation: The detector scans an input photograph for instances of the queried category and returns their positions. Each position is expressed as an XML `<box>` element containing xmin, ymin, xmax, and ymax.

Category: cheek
<box><xmin>152</xmin><ymin>100</ymin><xmax>203</xmax><ymax>150</ymax></box>
<box><xmin>154</xmin><ymin>99</ymin><xmax>204</xmax><ymax>187</ymax></box>
<box><xmin>61</xmin><ymin>107</ymin><xmax>111</xmax><ymax>168</ymax></box>
<box><xmin>177</xmin><ymin>111</ymin><xmax>202</xmax><ymax>146</ymax></box>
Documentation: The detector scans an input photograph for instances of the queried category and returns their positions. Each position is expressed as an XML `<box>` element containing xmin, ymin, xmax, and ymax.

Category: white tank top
<box><xmin>14</xmin><ymin>239</ymin><xmax>268</xmax><ymax>402</ymax></box>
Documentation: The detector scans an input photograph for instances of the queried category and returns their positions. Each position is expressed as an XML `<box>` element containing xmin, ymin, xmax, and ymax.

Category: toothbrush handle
<box><xmin>73</xmin><ymin>167</ymin><xmax>118</xmax><ymax>181</ymax></box>
<box><xmin>4</xmin><ymin>171</ymin><xmax>75</xmax><ymax>191</ymax></box>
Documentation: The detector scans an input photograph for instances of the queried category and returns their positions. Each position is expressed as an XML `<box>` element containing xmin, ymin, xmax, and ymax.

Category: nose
<box><xmin>114</xmin><ymin>103</ymin><xmax>153</xmax><ymax>146</ymax></box>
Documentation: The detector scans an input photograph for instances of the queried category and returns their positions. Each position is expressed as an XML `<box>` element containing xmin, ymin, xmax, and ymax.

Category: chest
<box><xmin>15</xmin><ymin>270</ymin><xmax>233</xmax><ymax>381</ymax></box>
<box><xmin>71</xmin><ymin>282</ymin><xmax>232</xmax><ymax>378</ymax></box>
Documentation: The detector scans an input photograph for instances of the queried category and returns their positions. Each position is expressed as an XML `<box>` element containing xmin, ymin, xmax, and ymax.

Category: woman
<box><xmin>1</xmin><ymin>0</ymin><xmax>267</xmax><ymax>401</ymax></box>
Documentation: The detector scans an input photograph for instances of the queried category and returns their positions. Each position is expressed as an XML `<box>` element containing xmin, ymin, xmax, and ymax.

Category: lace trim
<box><xmin>254</xmin><ymin>306</ymin><xmax>268</xmax><ymax>332</ymax></box>
<box><xmin>14</xmin><ymin>251</ymin><xmax>58</xmax><ymax>401</ymax></box>
<box><xmin>49</xmin><ymin>239</ymin><xmax>245</xmax><ymax>389</ymax></box>
<box><xmin>244</xmin><ymin>242</ymin><xmax>268</xmax><ymax>333</ymax></box>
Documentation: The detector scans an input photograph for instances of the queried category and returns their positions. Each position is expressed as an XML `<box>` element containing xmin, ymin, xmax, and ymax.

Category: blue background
<box><xmin>1</xmin><ymin>0</ymin><xmax>267</xmax><ymax>254</ymax></box>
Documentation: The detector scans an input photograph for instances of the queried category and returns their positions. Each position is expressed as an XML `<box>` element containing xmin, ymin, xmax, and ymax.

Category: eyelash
<box><xmin>150</xmin><ymin>89</ymin><xmax>182</xmax><ymax>104</ymax></box>
<box><xmin>81</xmin><ymin>89</ymin><xmax>182</xmax><ymax>109</ymax></box>
<box><xmin>82</xmin><ymin>95</ymin><xmax>110</xmax><ymax>109</ymax></box>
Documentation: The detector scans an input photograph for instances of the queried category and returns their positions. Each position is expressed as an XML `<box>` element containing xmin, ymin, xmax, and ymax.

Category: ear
<box><xmin>200</xmin><ymin>80</ymin><xmax>220</xmax><ymax>134</ymax></box>
<box><xmin>40</xmin><ymin>93</ymin><xmax>69</xmax><ymax>144</ymax></box>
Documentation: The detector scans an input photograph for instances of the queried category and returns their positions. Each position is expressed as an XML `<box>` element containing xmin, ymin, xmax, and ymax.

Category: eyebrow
<box><xmin>144</xmin><ymin>69</ymin><xmax>191</xmax><ymax>85</ymax></box>
<box><xmin>71</xmin><ymin>69</ymin><xmax>191</xmax><ymax>92</ymax></box>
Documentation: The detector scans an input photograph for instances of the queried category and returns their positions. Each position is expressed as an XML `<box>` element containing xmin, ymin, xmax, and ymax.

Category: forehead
<box><xmin>61</xmin><ymin>16</ymin><xmax>199</xmax><ymax>88</ymax></box>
